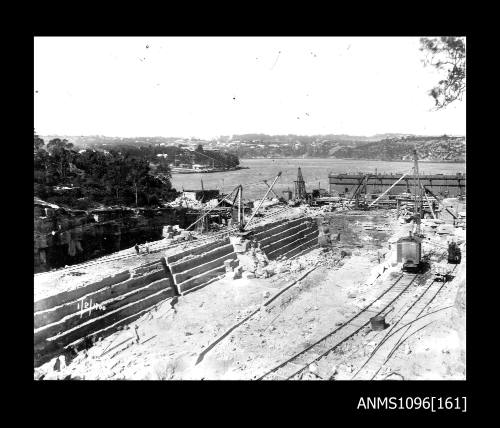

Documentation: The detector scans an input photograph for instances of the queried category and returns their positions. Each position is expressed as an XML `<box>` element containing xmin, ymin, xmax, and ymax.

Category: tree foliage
<box><xmin>33</xmin><ymin>133</ymin><xmax>175</xmax><ymax>209</ymax></box>
<box><xmin>420</xmin><ymin>37</ymin><xmax>466</xmax><ymax>109</ymax></box>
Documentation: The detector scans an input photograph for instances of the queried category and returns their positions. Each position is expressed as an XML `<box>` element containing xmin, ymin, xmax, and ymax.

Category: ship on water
<box><xmin>170</xmin><ymin>164</ymin><xmax>247</xmax><ymax>174</ymax></box>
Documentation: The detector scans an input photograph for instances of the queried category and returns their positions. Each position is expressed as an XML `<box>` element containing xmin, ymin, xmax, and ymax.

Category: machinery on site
<box><xmin>294</xmin><ymin>167</ymin><xmax>307</xmax><ymax>202</ymax></box>
<box><xmin>399</xmin><ymin>149</ymin><xmax>424</xmax><ymax>272</ymax></box>
<box><xmin>397</xmin><ymin>232</ymin><xmax>423</xmax><ymax>272</ymax></box>
<box><xmin>346</xmin><ymin>174</ymin><xmax>369</xmax><ymax>209</ymax></box>
<box><xmin>447</xmin><ymin>241</ymin><xmax>462</xmax><ymax>264</ymax></box>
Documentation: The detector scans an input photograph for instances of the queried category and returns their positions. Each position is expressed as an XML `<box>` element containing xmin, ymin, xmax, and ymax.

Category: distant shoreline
<box><xmin>240</xmin><ymin>157</ymin><xmax>465</xmax><ymax>164</ymax></box>
<box><xmin>171</xmin><ymin>166</ymin><xmax>249</xmax><ymax>174</ymax></box>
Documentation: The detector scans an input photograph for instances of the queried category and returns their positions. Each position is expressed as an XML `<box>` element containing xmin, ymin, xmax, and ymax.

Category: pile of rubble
<box><xmin>164</xmin><ymin>196</ymin><xmax>205</xmax><ymax>210</ymax></box>
<box><xmin>231</xmin><ymin>237</ymin><xmax>276</xmax><ymax>280</ymax></box>
<box><xmin>162</xmin><ymin>225</ymin><xmax>195</xmax><ymax>244</ymax></box>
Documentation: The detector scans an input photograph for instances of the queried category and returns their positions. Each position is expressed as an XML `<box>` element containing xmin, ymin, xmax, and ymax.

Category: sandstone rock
<box><xmin>340</xmin><ymin>249</ymin><xmax>352</xmax><ymax>258</ymax></box>
<box><xmin>277</xmin><ymin>266</ymin><xmax>289</xmax><ymax>274</ymax></box>
<box><xmin>318</xmin><ymin>235</ymin><xmax>331</xmax><ymax>248</ymax></box>
<box><xmin>233</xmin><ymin>240</ymin><xmax>250</xmax><ymax>253</ymax></box>
<box><xmin>255</xmin><ymin>267</ymin><xmax>269</xmax><ymax>278</ymax></box>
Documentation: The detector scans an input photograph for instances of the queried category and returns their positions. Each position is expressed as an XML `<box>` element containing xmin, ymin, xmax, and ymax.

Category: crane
<box><xmin>263</xmin><ymin>179</ymin><xmax>280</xmax><ymax>199</ymax></box>
<box><xmin>244</xmin><ymin>172</ymin><xmax>282</xmax><ymax>230</ymax></box>
<box><xmin>422</xmin><ymin>185</ymin><xmax>457</xmax><ymax>220</ymax></box>
<box><xmin>347</xmin><ymin>174</ymin><xmax>369</xmax><ymax>209</ymax></box>
<box><xmin>412</xmin><ymin>148</ymin><xmax>422</xmax><ymax>235</ymax></box>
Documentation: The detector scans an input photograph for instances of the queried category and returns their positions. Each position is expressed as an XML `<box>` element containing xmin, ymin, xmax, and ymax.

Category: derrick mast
<box><xmin>294</xmin><ymin>167</ymin><xmax>307</xmax><ymax>200</ymax></box>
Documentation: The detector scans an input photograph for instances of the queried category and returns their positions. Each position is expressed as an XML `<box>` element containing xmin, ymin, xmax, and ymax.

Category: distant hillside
<box><xmin>39</xmin><ymin>133</ymin><xmax>465</xmax><ymax>162</ymax></box>
<box><xmin>332</xmin><ymin>136</ymin><xmax>465</xmax><ymax>162</ymax></box>
<box><xmin>40</xmin><ymin>135</ymin><xmax>185</xmax><ymax>149</ymax></box>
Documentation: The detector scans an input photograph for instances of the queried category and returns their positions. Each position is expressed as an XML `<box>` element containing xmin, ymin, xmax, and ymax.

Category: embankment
<box><xmin>166</xmin><ymin>237</ymin><xmax>238</xmax><ymax>294</ymax></box>
<box><xmin>34</xmin><ymin>215</ymin><xmax>319</xmax><ymax>368</ymax></box>
<box><xmin>34</xmin><ymin>258</ymin><xmax>176</xmax><ymax>366</ymax></box>
<box><xmin>34</xmin><ymin>199</ymin><xmax>200</xmax><ymax>273</ymax></box>
<box><xmin>249</xmin><ymin>216</ymin><xmax>319</xmax><ymax>260</ymax></box>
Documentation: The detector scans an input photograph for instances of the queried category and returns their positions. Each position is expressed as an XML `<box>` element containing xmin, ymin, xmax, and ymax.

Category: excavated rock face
<box><xmin>33</xmin><ymin>203</ymin><xmax>190</xmax><ymax>273</ymax></box>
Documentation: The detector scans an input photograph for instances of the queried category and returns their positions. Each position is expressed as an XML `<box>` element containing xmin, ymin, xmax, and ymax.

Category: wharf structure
<box><xmin>328</xmin><ymin>172</ymin><xmax>466</xmax><ymax>198</ymax></box>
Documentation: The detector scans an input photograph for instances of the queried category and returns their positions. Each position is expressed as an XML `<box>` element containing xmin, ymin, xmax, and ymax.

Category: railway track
<box><xmin>351</xmin><ymin>265</ymin><xmax>458</xmax><ymax>380</ymax></box>
<box><xmin>257</xmin><ymin>272</ymin><xmax>419</xmax><ymax>380</ymax></box>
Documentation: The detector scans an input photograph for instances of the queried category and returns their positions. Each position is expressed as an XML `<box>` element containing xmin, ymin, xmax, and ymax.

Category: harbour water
<box><xmin>171</xmin><ymin>158</ymin><xmax>466</xmax><ymax>201</ymax></box>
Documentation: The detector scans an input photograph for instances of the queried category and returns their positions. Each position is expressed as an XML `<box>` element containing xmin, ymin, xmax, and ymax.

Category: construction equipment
<box><xmin>420</xmin><ymin>182</ymin><xmax>437</xmax><ymax>219</ymax></box>
<box><xmin>263</xmin><ymin>179</ymin><xmax>280</xmax><ymax>199</ymax></box>
<box><xmin>294</xmin><ymin>167</ymin><xmax>307</xmax><ymax>200</ymax></box>
<box><xmin>447</xmin><ymin>241</ymin><xmax>462</xmax><ymax>264</ymax></box>
<box><xmin>347</xmin><ymin>174</ymin><xmax>369</xmax><ymax>209</ymax></box>
<box><xmin>422</xmin><ymin>186</ymin><xmax>457</xmax><ymax>220</ymax></box>
<box><xmin>397</xmin><ymin>232</ymin><xmax>422</xmax><ymax>272</ymax></box>
<box><xmin>412</xmin><ymin>148</ymin><xmax>422</xmax><ymax>235</ymax></box>
<box><xmin>244</xmin><ymin>172</ymin><xmax>282</xmax><ymax>230</ymax></box>
<box><xmin>368</xmin><ymin>172</ymin><xmax>410</xmax><ymax>208</ymax></box>
<box><xmin>185</xmin><ymin>185</ymin><xmax>241</xmax><ymax>232</ymax></box>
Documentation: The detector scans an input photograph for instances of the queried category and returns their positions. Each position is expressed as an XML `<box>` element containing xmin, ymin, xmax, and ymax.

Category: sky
<box><xmin>34</xmin><ymin>37</ymin><xmax>466</xmax><ymax>139</ymax></box>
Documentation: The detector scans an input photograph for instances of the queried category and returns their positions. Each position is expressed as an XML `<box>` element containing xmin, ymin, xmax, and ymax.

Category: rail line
<box><xmin>357</xmin><ymin>265</ymin><xmax>459</xmax><ymax>380</ymax></box>
<box><xmin>351</xmin><ymin>275</ymin><xmax>440</xmax><ymax>379</ymax></box>
<box><xmin>257</xmin><ymin>272</ymin><xmax>419</xmax><ymax>380</ymax></box>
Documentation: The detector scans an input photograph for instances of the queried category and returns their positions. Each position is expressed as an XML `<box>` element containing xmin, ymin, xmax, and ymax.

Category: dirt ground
<box><xmin>35</xmin><ymin>208</ymin><xmax>466</xmax><ymax>381</ymax></box>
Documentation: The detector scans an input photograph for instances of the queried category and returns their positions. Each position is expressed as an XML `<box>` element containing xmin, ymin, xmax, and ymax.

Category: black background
<box><xmin>7</xmin><ymin>7</ymin><xmax>484</xmax><ymax>420</ymax></box>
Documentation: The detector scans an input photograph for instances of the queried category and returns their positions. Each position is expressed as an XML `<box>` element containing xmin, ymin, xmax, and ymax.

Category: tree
<box><xmin>34</xmin><ymin>130</ymin><xmax>44</xmax><ymax>153</ymax></box>
<box><xmin>34</xmin><ymin>131</ymin><xmax>50</xmax><ymax>186</ymax></box>
<box><xmin>156</xmin><ymin>159</ymin><xmax>172</xmax><ymax>177</ymax></box>
<box><xmin>125</xmin><ymin>156</ymin><xmax>150</xmax><ymax>206</ymax></box>
<box><xmin>103</xmin><ymin>151</ymin><xmax>128</xmax><ymax>204</ymax></box>
<box><xmin>46</xmin><ymin>138</ymin><xmax>76</xmax><ymax>182</ymax></box>
<box><xmin>420</xmin><ymin>37</ymin><xmax>466</xmax><ymax>109</ymax></box>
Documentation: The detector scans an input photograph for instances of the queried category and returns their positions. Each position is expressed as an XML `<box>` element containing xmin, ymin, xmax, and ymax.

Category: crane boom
<box><xmin>244</xmin><ymin>172</ymin><xmax>282</xmax><ymax>229</ymax></box>
<box><xmin>368</xmin><ymin>172</ymin><xmax>410</xmax><ymax>208</ymax></box>
<box><xmin>422</xmin><ymin>186</ymin><xmax>457</xmax><ymax>219</ymax></box>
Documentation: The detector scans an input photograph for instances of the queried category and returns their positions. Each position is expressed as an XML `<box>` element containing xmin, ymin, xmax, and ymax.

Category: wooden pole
<box><xmin>245</xmin><ymin>172</ymin><xmax>282</xmax><ymax>229</ymax></box>
<box><xmin>263</xmin><ymin>179</ymin><xmax>280</xmax><ymax>199</ymax></box>
<box><xmin>238</xmin><ymin>185</ymin><xmax>242</xmax><ymax>226</ymax></box>
<box><xmin>421</xmin><ymin>182</ymin><xmax>436</xmax><ymax>219</ymax></box>
<box><xmin>368</xmin><ymin>172</ymin><xmax>410</xmax><ymax>208</ymax></box>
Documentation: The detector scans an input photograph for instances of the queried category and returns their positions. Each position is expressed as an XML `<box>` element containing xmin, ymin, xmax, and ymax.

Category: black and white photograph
<box><xmin>33</xmin><ymin>36</ymin><xmax>466</xmax><ymax>382</ymax></box>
